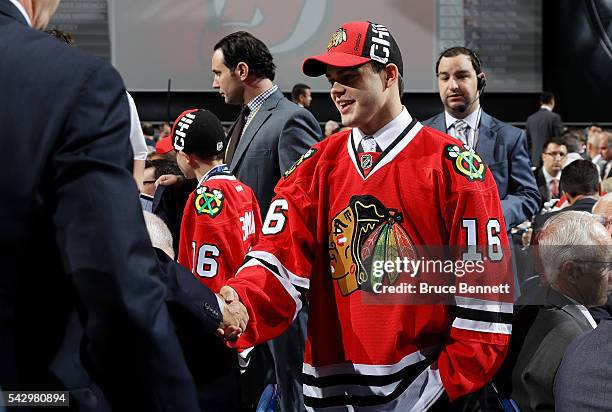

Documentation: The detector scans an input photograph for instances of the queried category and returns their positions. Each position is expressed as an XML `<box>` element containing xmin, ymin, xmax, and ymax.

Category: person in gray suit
<box><xmin>554</xmin><ymin>320</ymin><xmax>612</xmax><ymax>412</ymax></box>
<box><xmin>509</xmin><ymin>211</ymin><xmax>611</xmax><ymax>412</ymax></box>
<box><xmin>525</xmin><ymin>92</ymin><xmax>564</xmax><ymax>167</ymax></box>
<box><xmin>424</xmin><ymin>47</ymin><xmax>540</xmax><ymax>230</ymax></box>
<box><xmin>211</xmin><ymin>31</ymin><xmax>321</xmax><ymax>412</ymax></box>
<box><xmin>212</xmin><ymin>31</ymin><xmax>322</xmax><ymax>213</ymax></box>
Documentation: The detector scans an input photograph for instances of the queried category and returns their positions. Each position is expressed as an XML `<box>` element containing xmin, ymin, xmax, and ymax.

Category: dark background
<box><xmin>129</xmin><ymin>0</ymin><xmax>612</xmax><ymax>126</ymax></box>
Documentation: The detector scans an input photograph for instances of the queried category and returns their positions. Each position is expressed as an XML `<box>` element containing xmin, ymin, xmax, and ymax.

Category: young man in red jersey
<box><xmin>169</xmin><ymin>108</ymin><xmax>261</xmax><ymax>410</ymax></box>
<box><xmin>172</xmin><ymin>109</ymin><xmax>261</xmax><ymax>290</ymax></box>
<box><xmin>218</xmin><ymin>22</ymin><xmax>513</xmax><ymax>411</ymax></box>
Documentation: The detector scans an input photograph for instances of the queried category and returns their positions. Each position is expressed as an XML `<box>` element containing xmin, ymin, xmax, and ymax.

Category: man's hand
<box><xmin>216</xmin><ymin>286</ymin><xmax>248</xmax><ymax>342</ymax></box>
<box><xmin>155</xmin><ymin>174</ymin><xmax>184</xmax><ymax>188</ymax></box>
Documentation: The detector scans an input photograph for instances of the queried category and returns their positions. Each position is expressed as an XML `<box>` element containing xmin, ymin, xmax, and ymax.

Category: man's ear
<box><xmin>383</xmin><ymin>64</ymin><xmax>399</xmax><ymax>90</ymax></box>
<box><xmin>235</xmin><ymin>62</ymin><xmax>249</xmax><ymax>81</ymax></box>
<box><xmin>561</xmin><ymin>260</ymin><xmax>578</xmax><ymax>285</ymax></box>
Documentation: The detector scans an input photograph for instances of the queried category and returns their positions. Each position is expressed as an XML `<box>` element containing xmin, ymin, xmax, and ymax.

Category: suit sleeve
<box><xmin>437</xmin><ymin>168</ymin><xmax>513</xmax><ymax>401</ymax></box>
<box><xmin>553</xmin><ymin>113</ymin><xmax>564</xmax><ymax>136</ymax></box>
<box><xmin>51</xmin><ymin>63</ymin><xmax>199</xmax><ymax>410</ymax></box>
<box><xmin>226</xmin><ymin>175</ymin><xmax>317</xmax><ymax>349</ymax></box>
<box><xmin>278</xmin><ymin>108</ymin><xmax>321</xmax><ymax>172</ymax></box>
<box><xmin>500</xmin><ymin>129</ymin><xmax>542</xmax><ymax>228</ymax></box>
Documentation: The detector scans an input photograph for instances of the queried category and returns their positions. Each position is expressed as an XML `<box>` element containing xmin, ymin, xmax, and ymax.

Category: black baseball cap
<box><xmin>172</xmin><ymin>109</ymin><xmax>226</xmax><ymax>157</ymax></box>
<box><xmin>302</xmin><ymin>21</ymin><xmax>403</xmax><ymax>77</ymax></box>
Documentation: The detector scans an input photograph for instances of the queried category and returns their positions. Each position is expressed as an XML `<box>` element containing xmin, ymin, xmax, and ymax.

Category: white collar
<box><xmin>8</xmin><ymin>0</ymin><xmax>32</xmax><ymax>26</ymax></box>
<box><xmin>444</xmin><ymin>106</ymin><xmax>480</xmax><ymax>131</ymax></box>
<box><xmin>540</xmin><ymin>105</ymin><xmax>553</xmax><ymax>112</ymax></box>
<box><xmin>351</xmin><ymin>107</ymin><xmax>412</xmax><ymax>152</ymax></box>
<box><xmin>564</xmin><ymin>294</ymin><xmax>597</xmax><ymax>329</ymax></box>
<box><xmin>542</xmin><ymin>167</ymin><xmax>560</xmax><ymax>185</ymax></box>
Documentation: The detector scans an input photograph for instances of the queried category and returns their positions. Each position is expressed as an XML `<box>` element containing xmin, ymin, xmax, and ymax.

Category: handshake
<box><xmin>216</xmin><ymin>286</ymin><xmax>249</xmax><ymax>342</ymax></box>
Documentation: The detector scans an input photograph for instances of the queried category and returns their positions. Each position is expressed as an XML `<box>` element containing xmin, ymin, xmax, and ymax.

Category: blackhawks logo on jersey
<box><xmin>328</xmin><ymin>195</ymin><xmax>418</xmax><ymax>296</ymax></box>
<box><xmin>283</xmin><ymin>148</ymin><xmax>317</xmax><ymax>179</ymax></box>
<box><xmin>445</xmin><ymin>144</ymin><xmax>486</xmax><ymax>182</ymax></box>
<box><xmin>194</xmin><ymin>186</ymin><xmax>224</xmax><ymax>217</ymax></box>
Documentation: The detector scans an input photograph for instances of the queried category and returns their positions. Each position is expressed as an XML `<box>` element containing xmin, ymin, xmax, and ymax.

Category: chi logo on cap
<box><xmin>327</xmin><ymin>28</ymin><xmax>347</xmax><ymax>50</ymax></box>
<box><xmin>369</xmin><ymin>23</ymin><xmax>391</xmax><ymax>65</ymax></box>
<box><xmin>173</xmin><ymin>111</ymin><xmax>197</xmax><ymax>151</ymax></box>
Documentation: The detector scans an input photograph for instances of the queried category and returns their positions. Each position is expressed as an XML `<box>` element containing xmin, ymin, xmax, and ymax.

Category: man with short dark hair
<box><xmin>291</xmin><ymin>83</ymin><xmax>312</xmax><ymax>108</ymax></box>
<box><xmin>535</xmin><ymin>137</ymin><xmax>568</xmax><ymax>204</ymax></box>
<box><xmin>525</xmin><ymin>92</ymin><xmax>564</xmax><ymax>166</ymax></box>
<box><xmin>532</xmin><ymin>160</ymin><xmax>600</xmax><ymax>234</ymax></box>
<box><xmin>212</xmin><ymin>30</ymin><xmax>321</xmax><ymax>411</ymax></box>
<box><xmin>424</xmin><ymin>46</ymin><xmax>540</xmax><ymax>230</ymax></box>
<box><xmin>219</xmin><ymin>21</ymin><xmax>512</xmax><ymax>411</ymax></box>
<box><xmin>212</xmin><ymin>31</ymin><xmax>321</xmax><ymax>211</ymax></box>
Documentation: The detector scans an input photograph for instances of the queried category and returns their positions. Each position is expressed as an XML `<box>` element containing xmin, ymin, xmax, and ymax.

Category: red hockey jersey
<box><xmin>178</xmin><ymin>165</ymin><xmax>261</xmax><ymax>292</ymax></box>
<box><xmin>226</xmin><ymin>115</ymin><xmax>512</xmax><ymax>410</ymax></box>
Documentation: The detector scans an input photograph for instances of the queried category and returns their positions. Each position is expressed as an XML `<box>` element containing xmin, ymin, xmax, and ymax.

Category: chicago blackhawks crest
<box><xmin>445</xmin><ymin>144</ymin><xmax>486</xmax><ymax>182</ymax></box>
<box><xmin>194</xmin><ymin>186</ymin><xmax>224</xmax><ymax>217</ymax></box>
<box><xmin>327</xmin><ymin>27</ymin><xmax>347</xmax><ymax>50</ymax></box>
<box><xmin>328</xmin><ymin>195</ymin><xmax>418</xmax><ymax>296</ymax></box>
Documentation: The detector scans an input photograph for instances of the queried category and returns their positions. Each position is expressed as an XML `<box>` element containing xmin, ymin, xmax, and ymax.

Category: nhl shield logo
<box><xmin>360</xmin><ymin>153</ymin><xmax>373</xmax><ymax>170</ymax></box>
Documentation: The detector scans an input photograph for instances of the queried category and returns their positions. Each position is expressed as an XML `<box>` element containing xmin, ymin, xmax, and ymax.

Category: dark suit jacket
<box><xmin>424</xmin><ymin>111</ymin><xmax>541</xmax><ymax>229</ymax></box>
<box><xmin>229</xmin><ymin>89</ymin><xmax>321</xmax><ymax>212</ymax></box>
<box><xmin>534</xmin><ymin>166</ymin><xmax>563</xmax><ymax>206</ymax></box>
<box><xmin>0</xmin><ymin>3</ymin><xmax>204</xmax><ymax>410</ymax></box>
<box><xmin>525</xmin><ymin>108</ymin><xmax>563</xmax><ymax>167</ymax></box>
<box><xmin>554</xmin><ymin>320</ymin><xmax>612</xmax><ymax>412</ymax></box>
<box><xmin>531</xmin><ymin>196</ymin><xmax>597</xmax><ymax>235</ymax></box>
<box><xmin>510</xmin><ymin>288</ymin><xmax>593</xmax><ymax>412</ymax></box>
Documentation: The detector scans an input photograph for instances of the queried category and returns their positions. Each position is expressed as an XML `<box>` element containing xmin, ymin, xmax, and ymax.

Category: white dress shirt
<box><xmin>444</xmin><ymin>107</ymin><xmax>481</xmax><ymax>148</ymax></box>
<box><xmin>565</xmin><ymin>295</ymin><xmax>598</xmax><ymax>329</ymax></box>
<box><xmin>8</xmin><ymin>0</ymin><xmax>31</xmax><ymax>26</ymax></box>
<box><xmin>351</xmin><ymin>107</ymin><xmax>413</xmax><ymax>151</ymax></box>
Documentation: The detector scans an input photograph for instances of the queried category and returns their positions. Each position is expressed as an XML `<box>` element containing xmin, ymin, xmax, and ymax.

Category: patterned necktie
<box><xmin>550</xmin><ymin>178</ymin><xmax>559</xmax><ymax>198</ymax></box>
<box><xmin>225</xmin><ymin>105</ymin><xmax>251</xmax><ymax>163</ymax></box>
<box><xmin>454</xmin><ymin>119</ymin><xmax>470</xmax><ymax>147</ymax></box>
<box><xmin>357</xmin><ymin>135</ymin><xmax>380</xmax><ymax>153</ymax></box>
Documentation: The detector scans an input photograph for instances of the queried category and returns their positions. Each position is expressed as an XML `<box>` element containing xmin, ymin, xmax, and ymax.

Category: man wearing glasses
<box><xmin>510</xmin><ymin>211</ymin><xmax>612</xmax><ymax>411</ymax></box>
<box><xmin>534</xmin><ymin>137</ymin><xmax>568</xmax><ymax>205</ymax></box>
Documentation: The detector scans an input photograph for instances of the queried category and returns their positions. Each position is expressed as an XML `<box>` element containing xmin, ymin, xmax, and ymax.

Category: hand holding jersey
<box><xmin>223</xmin><ymin>22</ymin><xmax>512</xmax><ymax>410</ymax></box>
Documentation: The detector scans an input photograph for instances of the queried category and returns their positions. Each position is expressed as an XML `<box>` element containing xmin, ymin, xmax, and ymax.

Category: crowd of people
<box><xmin>2</xmin><ymin>1</ymin><xmax>611</xmax><ymax>412</ymax></box>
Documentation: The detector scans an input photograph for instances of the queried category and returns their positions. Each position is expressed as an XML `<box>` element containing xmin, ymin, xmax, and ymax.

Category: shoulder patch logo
<box><xmin>194</xmin><ymin>186</ymin><xmax>224</xmax><ymax>217</ymax></box>
<box><xmin>328</xmin><ymin>195</ymin><xmax>418</xmax><ymax>296</ymax></box>
<box><xmin>327</xmin><ymin>28</ymin><xmax>347</xmax><ymax>50</ymax></box>
<box><xmin>445</xmin><ymin>144</ymin><xmax>486</xmax><ymax>182</ymax></box>
<box><xmin>283</xmin><ymin>148</ymin><xmax>317</xmax><ymax>179</ymax></box>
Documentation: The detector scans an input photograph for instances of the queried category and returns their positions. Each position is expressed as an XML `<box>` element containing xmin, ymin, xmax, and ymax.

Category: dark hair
<box><xmin>540</xmin><ymin>92</ymin><xmax>555</xmax><ymax>105</ymax></box>
<box><xmin>370</xmin><ymin>61</ymin><xmax>404</xmax><ymax>97</ymax></box>
<box><xmin>542</xmin><ymin>136</ymin><xmax>566</xmax><ymax>152</ymax></box>
<box><xmin>559</xmin><ymin>160</ymin><xmax>599</xmax><ymax>197</ymax></box>
<box><xmin>435</xmin><ymin>46</ymin><xmax>482</xmax><ymax>75</ymax></box>
<box><xmin>146</xmin><ymin>158</ymin><xmax>182</xmax><ymax>180</ymax></box>
<box><xmin>45</xmin><ymin>28</ymin><xmax>74</xmax><ymax>46</ymax></box>
<box><xmin>141</xmin><ymin>122</ymin><xmax>155</xmax><ymax>137</ymax></box>
<box><xmin>291</xmin><ymin>83</ymin><xmax>311</xmax><ymax>102</ymax></box>
<box><xmin>214</xmin><ymin>31</ymin><xmax>276</xmax><ymax>81</ymax></box>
